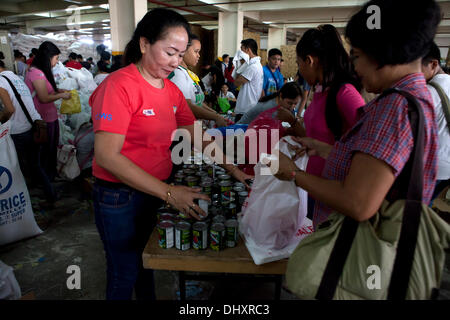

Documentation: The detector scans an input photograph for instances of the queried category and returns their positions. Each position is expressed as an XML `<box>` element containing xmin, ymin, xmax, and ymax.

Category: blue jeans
<box><xmin>93</xmin><ymin>181</ymin><xmax>161</xmax><ymax>300</ymax></box>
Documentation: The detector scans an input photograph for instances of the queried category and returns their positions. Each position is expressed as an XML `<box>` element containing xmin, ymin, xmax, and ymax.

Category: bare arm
<box><xmin>276</xmin><ymin>152</ymin><xmax>395</xmax><ymax>222</ymax></box>
<box><xmin>233</xmin><ymin>75</ymin><xmax>249</xmax><ymax>88</ymax></box>
<box><xmin>32</xmin><ymin>79</ymin><xmax>70</xmax><ymax>104</ymax></box>
<box><xmin>186</xmin><ymin>99</ymin><xmax>227</xmax><ymax>127</ymax></box>
<box><xmin>0</xmin><ymin>88</ymin><xmax>15</xmax><ymax>123</ymax></box>
<box><xmin>94</xmin><ymin>131</ymin><xmax>209</xmax><ymax>218</ymax></box>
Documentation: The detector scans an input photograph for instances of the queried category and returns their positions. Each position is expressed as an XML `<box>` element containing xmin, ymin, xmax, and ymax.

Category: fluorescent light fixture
<box><xmin>65</xmin><ymin>5</ymin><xmax>93</xmax><ymax>11</ymax></box>
<box><xmin>99</xmin><ymin>4</ymin><xmax>109</xmax><ymax>10</ymax></box>
<box><xmin>34</xmin><ymin>12</ymin><xmax>50</xmax><ymax>17</ymax></box>
<box><xmin>103</xmin><ymin>40</ymin><xmax>111</xmax><ymax>49</ymax></box>
<box><xmin>102</xmin><ymin>19</ymin><xmax>110</xmax><ymax>22</ymax></box>
<box><xmin>103</xmin><ymin>27</ymin><xmax>110</xmax><ymax>30</ymax></box>
<box><xmin>202</xmin><ymin>26</ymin><xmax>218</xmax><ymax>30</ymax></box>
<box><xmin>67</xmin><ymin>20</ymin><xmax>96</xmax><ymax>26</ymax></box>
<box><xmin>64</xmin><ymin>0</ymin><xmax>83</xmax><ymax>4</ymax></box>
<box><xmin>262</xmin><ymin>21</ymin><xmax>273</xmax><ymax>24</ymax></box>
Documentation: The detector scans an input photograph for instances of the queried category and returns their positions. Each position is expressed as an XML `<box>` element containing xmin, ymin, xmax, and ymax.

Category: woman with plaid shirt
<box><xmin>273</xmin><ymin>0</ymin><xmax>440</xmax><ymax>230</ymax></box>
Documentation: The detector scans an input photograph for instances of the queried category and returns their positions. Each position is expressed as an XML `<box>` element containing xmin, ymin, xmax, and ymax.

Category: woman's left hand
<box><xmin>276</xmin><ymin>107</ymin><xmax>295</xmax><ymax>125</ymax></box>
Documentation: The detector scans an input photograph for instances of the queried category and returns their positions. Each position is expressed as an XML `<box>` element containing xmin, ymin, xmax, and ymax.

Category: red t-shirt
<box><xmin>26</xmin><ymin>57</ymin><xmax>34</xmax><ymax>66</ymax></box>
<box><xmin>65</xmin><ymin>60</ymin><xmax>83</xmax><ymax>70</ymax></box>
<box><xmin>89</xmin><ymin>63</ymin><xmax>196</xmax><ymax>182</ymax></box>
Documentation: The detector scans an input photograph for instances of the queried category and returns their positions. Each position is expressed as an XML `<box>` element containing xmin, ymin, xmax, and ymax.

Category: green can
<box><xmin>192</xmin><ymin>222</ymin><xmax>208</xmax><ymax>250</ymax></box>
<box><xmin>185</xmin><ymin>176</ymin><xmax>199</xmax><ymax>187</ymax></box>
<box><xmin>200</xmin><ymin>181</ymin><xmax>213</xmax><ymax>196</ymax></box>
<box><xmin>174</xmin><ymin>172</ymin><xmax>186</xmax><ymax>185</ymax></box>
<box><xmin>210</xmin><ymin>222</ymin><xmax>225</xmax><ymax>251</ymax></box>
<box><xmin>218</xmin><ymin>174</ymin><xmax>231</xmax><ymax>181</ymax></box>
<box><xmin>157</xmin><ymin>220</ymin><xmax>174</xmax><ymax>249</ymax></box>
<box><xmin>175</xmin><ymin>221</ymin><xmax>191</xmax><ymax>251</ymax></box>
<box><xmin>219</xmin><ymin>180</ymin><xmax>232</xmax><ymax>205</ymax></box>
<box><xmin>183</xmin><ymin>169</ymin><xmax>196</xmax><ymax>176</ymax></box>
<box><xmin>225</xmin><ymin>219</ymin><xmax>238</xmax><ymax>248</ymax></box>
<box><xmin>212</xmin><ymin>214</ymin><xmax>226</xmax><ymax>225</ymax></box>
<box><xmin>196</xmin><ymin>171</ymin><xmax>208</xmax><ymax>179</ymax></box>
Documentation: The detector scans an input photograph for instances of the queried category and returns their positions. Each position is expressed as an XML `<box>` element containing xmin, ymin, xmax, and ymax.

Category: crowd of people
<box><xmin>0</xmin><ymin>0</ymin><xmax>449</xmax><ymax>301</ymax></box>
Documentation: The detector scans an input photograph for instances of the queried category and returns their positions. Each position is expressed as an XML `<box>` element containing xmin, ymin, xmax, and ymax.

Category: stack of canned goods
<box><xmin>156</xmin><ymin>205</ymin><xmax>239</xmax><ymax>251</ymax></box>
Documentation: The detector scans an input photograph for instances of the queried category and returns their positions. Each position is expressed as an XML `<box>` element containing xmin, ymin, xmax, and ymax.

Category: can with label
<box><xmin>238</xmin><ymin>191</ymin><xmax>248</xmax><ymax>205</ymax></box>
<box><xmin>226</xmin><ymin>203</ymin><xmax>237</xmax><ymax>219</ymax></box>
<box><xmin>218</xmin><ymin>174</ymin><xmax>231</xmax><ymax>181</ymax></box>
<box><xmin>157</xmin><ymin>220</ymin><xmax>174</xmax><ymax>249</ymax></box>
<box><xmin>183</xmin><ymin>168</ymin><xmax>196</xmax><ymax>176</ymax></box>
<box><xmin>197</xmin><ymin>198</ymin><xmax>209</xmax><ymax>216</ymax></box>
<box><xmin>210</xmin><ymin>222</ymin><xmax>225</xmax><ymax>251</ymax></box>
<box><xmin>219</xmin><ymin>180</ymin><xmax>232</xmax><ymax>205</ymax></box>
<box><xmin>205</xmin><ymin>165</ymin><xmax>213</xmax><ymax>177</ymax></box>
<box><xmin>175</xmin><ymin>221</ymin><xmax>191</xmax><ymax>250</ymax></box>
<box><xmin>185</xmin><ymin>176</ymin><xmax>199</xmax><ymax>187</ymax></box>
<box><xmin>212</xmin><ymin>214</ymin><xmax>226</xmax><ymax>225</ymax></box>
<box><xmin>233</xmin><ymin>185</ymin><xmax>245</xmax><ymax>194</ymax></box>
<box><xmin>200</xmin><ymin>181</ymin><xmax>213</xmax><ymax>196</ymax></box>
<box><xmin>159</xmin><ymin>213</ymin><xmax>177</xmax><ymax>223</ymax></box>
<box><xmin>225</xmin><ymin>219</ymin><xmax>238</xmax><ymax>248</ymax></box>
<box><xmin>192</xmin><ymin>222</ymin><xmax>208</xmax><ymax>250</ymax></box>
<box><xmin>234</xmin><ymin>182</ymin><xmax>245</xmax><ymax>189</ymax></box>
<box><xmin>174</xmin><ymin>172</ymin><xmax>186</xmax><ymax>185</ymax></box>
<box><xmin>196</xmin><ymin>171</ymin><xmax>208</xmax><ymax>179</ymax></box>
<box><xmin>187</xmin><ymin>164</ymin><xmax>198</xmax><ymax>171</ymax></box>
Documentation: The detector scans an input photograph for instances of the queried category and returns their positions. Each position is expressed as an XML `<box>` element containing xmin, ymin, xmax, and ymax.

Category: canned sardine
<box><xmin>210</xmin><ymin>222</ymin><xmax>225</xmax><ymax>251</ymax></box>
<box><xmin>225</xmin><ymin>219</ymin><xmax>238</xmax><ymax>248</ymax></box>
<box><xmin>192</xmin><ymin>222</ymin><xmax>208</xmax><ymax>250</ymax></box>
<box><xmin>175</xmin><ymin>221</ymin><xmax>191</xmax><ymax>251</ymax></box>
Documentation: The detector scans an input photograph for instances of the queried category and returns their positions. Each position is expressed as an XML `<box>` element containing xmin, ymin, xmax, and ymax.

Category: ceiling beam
<box><xmin>27</xmin><ymin>12</ymin><xmax>109</xmax><ymax>28</ymax></box>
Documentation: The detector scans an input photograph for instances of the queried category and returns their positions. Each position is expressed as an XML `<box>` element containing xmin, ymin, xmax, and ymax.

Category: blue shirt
<box><xmin>262</xmin><ymin>65</ymin><xmax>284</xmax><ymax>96</ymax></box>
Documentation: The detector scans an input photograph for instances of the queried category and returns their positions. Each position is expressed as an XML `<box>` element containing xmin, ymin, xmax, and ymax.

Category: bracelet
<box><xmin>291</xmin><ymin>169</ymin><xmax>301</xmax><ymax>181</ymax></box>
<box><xmin>165</xmin><ymin>185</ymin><xmax>173</xmax><ymax>206</ymax></box>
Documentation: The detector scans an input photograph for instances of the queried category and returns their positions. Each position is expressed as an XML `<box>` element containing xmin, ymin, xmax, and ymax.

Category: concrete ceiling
<box><xmin>0</xmin><ymin>0</ymin><xmax>449</xmax><ymax>48</ymax></box>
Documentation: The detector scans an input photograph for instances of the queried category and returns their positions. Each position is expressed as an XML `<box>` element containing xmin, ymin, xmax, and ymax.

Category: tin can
<box><xmin>227</xmin><ymin>203</ymin><xmax>237</xmax><ymax>219</ymax></box>
<box><xmin>196</xmin><ymin>171</ymin><xmax>208</xmax><ymax>179</ymax></box>
<box><xmin>212</xmin><ymin>214</ymin><xmax>226</xmax><ymax>225</ymax></box>
<box><xmin>201</xmin><ymin>176</ymin><xmax>213</xmax><ymax>183</ymax></box>
<box><xmin>174</xmin><ymin>172</ymin><xmax>186</xmax><ymax>185</ymax></box>
<box><xmin>233</xmin><ymin>185</ymin><xmax>245</xmax><ymax>194</ymax></box>
<box><xmin>192</xmin><ymin>222</ymin><xmax>208</xmax><ymax>250</ymax></box>
<box><xmin>218</xmin><ymin>174</ymin><xmax>231</xmax><ymax>181</ymax></box>
<box><xmin>160</xmin><ymin>213</ymin><xmax>177</xmax><ymax>223</ymax></box>
<box><xmin>205</xmin><ymin>165</ymin><xmax>213</xmax><ymax>177</ymax></box>
<box><xmin>183</xmin><ymin>169</ymin><xmax>196</xmax><ymax>176</ymax></box>
<box><xmin>225</xmin><ymin>219</ymin><xmax>238</xmax><ymax>248</ymax></box>
<box><xmin>219</xmin><ymin>180</ymin><xmax>232</xmax><ymax>205</ymax></box>
<box><xmin>198</xmin><ymin>199</ymin><xmax>210</xmax><ymax>216</ymax></box>
<box><xmin>210</xmin><ymin>223</ymin><xmax>225</xmax><ymax>251</ymax></box>
<box><xmin>185</xmin><ymin>176</ymin><xmax>199</xmax><ymax>187</ymax></box>
<box><xmin>200</xmin><ymin>181</ymin><xmax>213</xmax><ymax>196</ymax></box>
<box><xmin>234</xmin><ymin>182</ymin><xmax>245</xmax><ymax>189</ymax></box>
<box><xmin>175</xmin><ymin>221</ymin><xmax>191</xmax><ymax>251</ymax></box>
<box><xmin>157</xmin><ymin>220</ymin><xmax>174</xmax><ymax>249</ymax></box>
<box><xmin>187</xmin><ymin>164</ymin><xmax>198</xmax><ymax>170</ymax></box>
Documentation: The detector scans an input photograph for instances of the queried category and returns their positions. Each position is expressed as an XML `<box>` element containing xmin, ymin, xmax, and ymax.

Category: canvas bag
<box><xmin>286</xmin><ymin>88</ymin><xmax>450</xmax><ymax>300</ymax></box>
<box><xmin>0</xmin><ymin>120</ymin><xmax>43</xmax><ymax>246</ymax></box>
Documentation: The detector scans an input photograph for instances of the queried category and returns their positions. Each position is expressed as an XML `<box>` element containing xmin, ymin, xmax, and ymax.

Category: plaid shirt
<box><xmin>313</xmin><ymin>73</ymin><xmax>438</xmax><ymax>229</ymax></box>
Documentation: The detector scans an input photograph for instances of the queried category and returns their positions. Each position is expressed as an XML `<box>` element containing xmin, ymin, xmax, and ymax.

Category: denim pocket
<box><xmin>94</xmin><ymin>184</ymin><xmax>134</xmax><ymax>209</ymax></box>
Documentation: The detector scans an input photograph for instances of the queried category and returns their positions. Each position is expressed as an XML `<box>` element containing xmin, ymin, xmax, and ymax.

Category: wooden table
<box><xmin>143</xmin><ymin>228</ymin><xmax>288</xmax><ymax>299</ymax></box>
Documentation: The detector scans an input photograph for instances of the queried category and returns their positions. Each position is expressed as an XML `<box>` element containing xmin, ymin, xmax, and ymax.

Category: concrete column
<box><xmin>0</xmin><ymin>31</ymin><xmax>14</xmax><ymax>72</ymax></box>
<box><xmin>25</xmin><ymin>21</ymin><xmax>35</xmax><ymax>35</ymax></box>
<box><xmin>218</xmin><ymin>11</ymin><xmax>243</xmax><ymax>58</ymax></box>
<box><xmin>267</xmin><ymin>26</ymin><xmax>286</xmax><ymax>51</ymax></box>
<box><xmin>109</xmin><ymin>0</ymin><xmax>147</xmax><ymax>56</ymax></box>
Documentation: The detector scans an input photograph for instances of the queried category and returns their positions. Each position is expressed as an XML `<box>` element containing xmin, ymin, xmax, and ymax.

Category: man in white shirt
<box><xmin>233</xmin><ymin>39</ymin><xmax>264</xmax><ymax>122</ymax></box>
<box><xmin>421</xmin><ymin>42</ymin><xmax>450</xmax><ymax>202</ymax></box>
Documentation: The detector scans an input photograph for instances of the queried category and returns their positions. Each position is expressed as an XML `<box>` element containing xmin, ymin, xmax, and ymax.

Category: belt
<box><xmin>94</xmin><ymin>178</ymin><xmax>129</xmax><ymax>189</ymax></box>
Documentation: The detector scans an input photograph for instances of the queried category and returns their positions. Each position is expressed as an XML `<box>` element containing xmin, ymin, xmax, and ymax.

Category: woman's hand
<box><xmin>167</xmin><ymin>185</ymin><xmax>211</xmax><ymax>220</ymax></box>
<box><xmin>269</xmin><ymin>152</ymin><xmax>301</xmax><ymax>181</ymax></box>
<box><xmin>59</xmin><ymin>91</ymin><xmax>71</xmax><ymax>100</ymax></box>
<box><xmin>276</xmin><ymin>107</ymin><xmax>296</xmax><ymax>125</ymax></box>
<box><xmin>215</xmin><ymin>114</ymin><xmax>228</xmax><ymax>128</ymax></box>
<box><xmin>292</xmin><ymin>136</ymin><xmax>333</xmax><ymax>159</ymax></box>
<box><xmin>229</xmin><ymin>167</ymin><xmax>254</xmax><ymax>189</ymax></box>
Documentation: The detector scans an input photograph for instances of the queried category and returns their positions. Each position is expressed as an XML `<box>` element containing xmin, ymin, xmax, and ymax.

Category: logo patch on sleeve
<box><xmin>143</xmin><ymin>109</ymin><xmax>155</xmax><ymax>116</ymax></box>
<box><xmin>173</xmin><ymin>105</ymin><xmax>177</xmax><ymax>114</ymax></box>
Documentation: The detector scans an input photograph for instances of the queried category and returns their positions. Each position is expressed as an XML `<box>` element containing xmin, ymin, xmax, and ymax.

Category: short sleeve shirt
<box><xmin>313</xmin><ymin>73</ymin><xmax>438</xmax><ymax>229</ymax></box>
<box><xmin>262</xmin><ymin>65</ymin><xmax>284</xmax><ymax>96</ymax></box>
<box><xmin>25</xmin><ymin>67</ymin><xmax>57</xmax><ymax>122</ymax></box>
<box><xmin>235</xmin><ymin>57</ymin><xmax>264</xmax><ymax>114</ymax></box>
<box><xmin>169</xmin><ymin>66</ymin><xmax>205</xmax><ymax>106</ymax></box>
<box><xmin>89</xmin><ymin>63</ymin><xmax>196</xmax><ymax>182</ymax></box>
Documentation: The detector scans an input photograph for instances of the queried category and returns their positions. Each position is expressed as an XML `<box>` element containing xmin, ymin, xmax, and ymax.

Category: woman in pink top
<box><xmin>25</xmin><ymin>41</ymin><xmax>71</xmax><ymax>206</ymax></box>
<box><xmin>294</xmin><ymin>24</ymin><xmax>365</xmax><ymax>218</ymax></box>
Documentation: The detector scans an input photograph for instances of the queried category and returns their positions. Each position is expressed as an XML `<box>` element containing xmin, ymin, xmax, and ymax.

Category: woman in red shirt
<box><xmin>90</xmin><ymin>8</ymin><xmax>251</xmax><ymax>300</ymax></box>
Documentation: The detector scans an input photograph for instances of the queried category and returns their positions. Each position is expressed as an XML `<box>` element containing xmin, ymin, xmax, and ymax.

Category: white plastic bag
<box><xmin>240</xmin><ymin>137</ymin><xmax>309</xmax><ymax>250</ymax></box>
<box><xmin>57</xmin><ymin>144</ymin><xmax>80</xmax><ymax>180</ymax></box>
<box><xmin>0</xmin><ymin>121</ymin><xmax>43</xmax><ymax>246</ymax></box>
<box><xmin>0</xmin><ymin>260</ymin><xmax>21</xmax><ymax>300</ymax></box>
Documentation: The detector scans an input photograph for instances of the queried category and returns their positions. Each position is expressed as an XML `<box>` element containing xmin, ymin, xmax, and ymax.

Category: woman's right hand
<box><xmin>60</xmin><ymin>91</ymin><xmax>71</xmax><ymax>100</ymax></box>
<box><xmin>215</xmin><ymin>115</ymin><xmax>228</xmax><ymax>128</ymax></box>
<box><xmin>167</xmin><ymin>185</ymin><xmax>211</xmax><ymax>220</ymax></box>
<box><xmin>292</xmin><ymin>136</ymin><xmax>333</xmax><ymax>159</ymax></box>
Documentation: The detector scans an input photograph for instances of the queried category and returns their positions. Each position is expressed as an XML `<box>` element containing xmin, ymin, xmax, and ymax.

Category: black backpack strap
<box><xmin>315</xmin><ymin>87</ymin><xmax>425</xmax><ymax>300</ymax></box>
<box><xmin>1</xmin><ymin>75</ymin><xmax>33</xmax><ymax>126</ymax></box>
